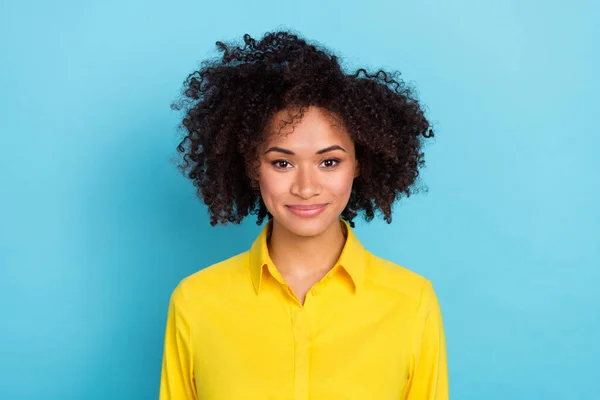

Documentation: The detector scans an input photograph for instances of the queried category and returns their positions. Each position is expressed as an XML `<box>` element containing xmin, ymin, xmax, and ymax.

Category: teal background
<box><xmin>1</xmin><ymin>0</ymin><xmax>598</xmax><ymax>398</ymax></box>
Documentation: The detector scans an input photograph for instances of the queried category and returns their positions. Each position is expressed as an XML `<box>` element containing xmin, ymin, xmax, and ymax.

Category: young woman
<box><xmin>160</xmin><ymin>31</ymin><xmax>448</xmax><ymax>400</ymax></box>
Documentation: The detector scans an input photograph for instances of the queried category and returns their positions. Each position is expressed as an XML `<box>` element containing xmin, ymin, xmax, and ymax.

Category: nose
<box><xmin>290</xmin><ymin>165</ymin><xmax>322</xmax><ymax>199</ymax></box>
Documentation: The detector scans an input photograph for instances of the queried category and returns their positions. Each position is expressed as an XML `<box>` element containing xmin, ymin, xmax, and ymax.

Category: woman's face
<box><xmin>257</xmin><ymin>106</ymin><xmax>359</xmax><ymax>238</ymax></box>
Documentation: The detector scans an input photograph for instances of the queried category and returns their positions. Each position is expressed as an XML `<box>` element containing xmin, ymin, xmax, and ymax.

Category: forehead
<box><xmin>264</xmin><ymin>106</ymin><xmax>353</xmax><ymax>148</ymax></box>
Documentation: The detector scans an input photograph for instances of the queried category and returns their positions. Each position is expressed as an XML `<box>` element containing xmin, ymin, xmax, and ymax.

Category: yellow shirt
<box><xmin>160</xmin><ymin>218</ymin><xmax>448</xmax><ymax>399</ymax></box>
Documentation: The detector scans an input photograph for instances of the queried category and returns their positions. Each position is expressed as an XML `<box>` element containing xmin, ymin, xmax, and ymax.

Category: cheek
<box><xmin>325</xmin><ymin>168</ymin><xmax>356</xmax><ymax>197</ymax></box>
<box><xmin>257</xmin><ymin>167</ymin><xmax>286</xmax><ymax>199</ymax></box>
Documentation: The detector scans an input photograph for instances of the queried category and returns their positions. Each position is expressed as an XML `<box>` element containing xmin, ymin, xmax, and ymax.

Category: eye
<box><xmin>321</xmin><ymin>158</ymin><xmax>340</xmax><ymax>168</ymax></box>
<box><xmin>272</xmin><ymin>160</ymin><xmax>292</xmax><ymax>169</ymax></box>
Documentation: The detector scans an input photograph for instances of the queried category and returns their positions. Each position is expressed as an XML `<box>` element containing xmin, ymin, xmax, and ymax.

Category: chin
<box><xmin>287</xmin><ymin>224</ymin><xmax>327</xmax><ymax>238</ymax></box>
<box><xmin>276</xmin><ymin>210</ymin><xmax>340</xmax><ymax>238</ymax></box>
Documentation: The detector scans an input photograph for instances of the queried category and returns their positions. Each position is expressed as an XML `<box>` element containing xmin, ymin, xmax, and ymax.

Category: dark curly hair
<box><xmin>171</xmin><ymin>30</ymin><xmax>435</xmax><ymax>227</ymax></box>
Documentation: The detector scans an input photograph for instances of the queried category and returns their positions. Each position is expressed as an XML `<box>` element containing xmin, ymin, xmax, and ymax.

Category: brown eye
<box><xmin>321</xmin><ymin>159</ymin><xmax>340</xmax><ymax>168</ymax></box>
<box><xmin>272</xmin><ymin>160</ymin><xmax>291</xmax><ymax>169</ymax></box>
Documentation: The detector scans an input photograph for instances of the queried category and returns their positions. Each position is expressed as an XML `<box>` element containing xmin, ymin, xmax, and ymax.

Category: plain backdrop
<box><xmin>1</xmin><ymin>0</ymin><xmax>598</xmax><ymax>399</ymax></box>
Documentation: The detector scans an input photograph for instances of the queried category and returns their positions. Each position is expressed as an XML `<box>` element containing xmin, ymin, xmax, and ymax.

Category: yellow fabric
<box><xmin>159</xmin><ymin>218</ymin><xmax>448</xmax><ymax>399</ymax></box>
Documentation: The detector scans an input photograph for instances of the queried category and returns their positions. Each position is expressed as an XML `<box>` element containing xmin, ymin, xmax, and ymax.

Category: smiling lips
<box><xmin>285</xmin><ymin>204</ymin><xmax>328</xmax><ymax>217</ymax></box>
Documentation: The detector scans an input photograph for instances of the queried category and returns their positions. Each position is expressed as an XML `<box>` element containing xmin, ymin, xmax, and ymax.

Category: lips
<box><xmin>285</xmin><ymin>204</ymin><xmax>328</xmax><ymax>217</ymax></box>
<box><xmin>286</xmin><ymin>204</ymin><xmax>328</xmax><ymax>210</ymax></box>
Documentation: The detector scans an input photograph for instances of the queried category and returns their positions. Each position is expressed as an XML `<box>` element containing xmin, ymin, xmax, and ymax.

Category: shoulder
<box><xmin>170</xmin><ymin>251</ymin><xmax>250</xmax><ymax>303</ymax></box>
<box><xmin>365</xmin><ymin>251</ymin><xmax>436</xmax><ymax>307</ymax></box>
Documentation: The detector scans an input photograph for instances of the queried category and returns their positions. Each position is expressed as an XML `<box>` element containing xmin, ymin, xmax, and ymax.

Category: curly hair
<box><xmin>171</xmin><ymin>31</ymin><xmax>435</xmax><ymax>227</ymax></box>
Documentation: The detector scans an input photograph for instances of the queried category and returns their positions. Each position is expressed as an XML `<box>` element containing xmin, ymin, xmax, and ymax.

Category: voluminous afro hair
<box><xmin>172</xmin><ymin>31</ymin><xmax>435</xmax><ymax>227</ymax></box>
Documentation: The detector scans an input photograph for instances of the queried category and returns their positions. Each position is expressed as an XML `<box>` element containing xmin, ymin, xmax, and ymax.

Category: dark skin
<box><xmin>172</xmin><ymin>31</ymin><xmax>435</xmax><ymax>285</ymax></box>
<box><xmin>258</xmin><ymin>107</ymin><xmax>360</xmax><ymax>304</ymax></box>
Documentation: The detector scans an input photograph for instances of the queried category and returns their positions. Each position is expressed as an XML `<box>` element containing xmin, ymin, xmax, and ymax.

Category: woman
<box><xmin>160</xmin><ymin>31</ymin><xmax>448</xmax><ymax>399</ymax></box>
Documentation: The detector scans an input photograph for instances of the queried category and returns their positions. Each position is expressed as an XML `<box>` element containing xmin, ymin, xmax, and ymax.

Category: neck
<box><xmin>267</xmin><ymin>218</ymin><xmax>347</xmax><ymax>280</ymax></box>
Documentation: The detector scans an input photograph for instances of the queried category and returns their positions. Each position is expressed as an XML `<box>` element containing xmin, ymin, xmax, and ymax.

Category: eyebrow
<box><xmin>264</xmin><ymin>145</ymin><xmax>347</xmax><ymax>155</ymax></box>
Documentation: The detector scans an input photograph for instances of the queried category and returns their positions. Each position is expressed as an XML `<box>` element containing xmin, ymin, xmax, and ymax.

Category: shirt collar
<box><xmin>249</xmin><ymin>218</ymin><xmax>366</xmax><ymax>295</ymax></box>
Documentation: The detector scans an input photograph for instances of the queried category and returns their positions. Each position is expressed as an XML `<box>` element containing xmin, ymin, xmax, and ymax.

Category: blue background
<box><xmin>1</xmin><ymin>0</ymin><xmax>598</xmax><ymax>398</ymax></box>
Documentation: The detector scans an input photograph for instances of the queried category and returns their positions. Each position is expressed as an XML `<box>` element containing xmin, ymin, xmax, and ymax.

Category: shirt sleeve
<box><xmin>405</xmin><ymin>280</ymin><xmax>449</xmax><ymax>400</ymax></box>
<box><xmin>159</xmin><ymin>282</ymin><xmax>198</xmax><ymax>400</ymax></box>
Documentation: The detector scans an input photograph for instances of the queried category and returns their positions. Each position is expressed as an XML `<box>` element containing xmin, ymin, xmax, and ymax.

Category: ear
<box><xmin>354</xmin><ymin>160</ymin><xmax>360</xmax><ymax>178</ymax></box>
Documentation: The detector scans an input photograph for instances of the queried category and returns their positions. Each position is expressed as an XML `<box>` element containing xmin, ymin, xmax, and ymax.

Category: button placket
<box><xmin>291</xmin><ymin>306</ymin><xmax>310</xmax><ymax>400</ymax></box>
